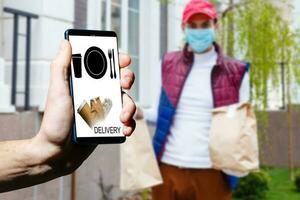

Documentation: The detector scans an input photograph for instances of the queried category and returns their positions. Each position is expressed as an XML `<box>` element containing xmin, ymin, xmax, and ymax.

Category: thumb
<box><xmin>48</xmin><ymin>40</ymin><xmax>72</xmax><ymax>98</ymax></box>
<box><xmin>50</xmin><ymin>40</ymin><xmax>72</xmax><ymax>82</ymax></box>
<box><xmin>40</xmin><ymin>40</ymin><xmax>73</xmax><ymax>145</ymax></box>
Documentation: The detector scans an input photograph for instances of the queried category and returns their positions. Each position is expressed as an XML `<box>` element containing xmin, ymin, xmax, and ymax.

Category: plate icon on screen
<box><xmin>84</xmin><ymin>46</ymin><xmax>108</xmax><ymax>79</ymax></box>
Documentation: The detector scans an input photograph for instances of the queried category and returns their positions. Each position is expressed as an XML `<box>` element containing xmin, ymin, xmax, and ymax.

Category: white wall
<box><xmin>1</xmin><ymin>0</ymin><xmax>74</xmax><ymax>111</ymax></box>
<box><xmin>167</xmin><ymin>0</ymin><xmax>189</xmax><ymax>52</ymax></box>
<box><xmin>138</xmin><ymin>0</ymin><xmax>160</xmax><ymax>108</ymax></box>
<box><xmin>0</xmin><ymin>57</ymin><xmax>15</xmax><ymax>112</ymax></box>
<box><xmin>0</xmin><ymin>0</ymin><xmax>4</xmax><ymax>58</ymax></box>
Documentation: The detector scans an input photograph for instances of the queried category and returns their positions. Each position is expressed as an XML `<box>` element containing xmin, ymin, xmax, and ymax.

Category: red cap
<box><xmin>182</xmin><ymin>0</ymin><xmax>218</xmax><ymax>24</ymax></box>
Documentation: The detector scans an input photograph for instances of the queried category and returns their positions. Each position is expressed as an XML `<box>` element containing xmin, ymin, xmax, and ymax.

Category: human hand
<box><xmin>32</xmin><ymin>40</ymin><xmax>136</xmax><ymax>174</ymax></box>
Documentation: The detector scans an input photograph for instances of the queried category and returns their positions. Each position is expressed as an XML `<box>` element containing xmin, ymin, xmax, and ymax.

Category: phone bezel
<box><xmin>65</xmin><ymin>29</ymin><xmax>126</xmax><ymax>144</ymax></box>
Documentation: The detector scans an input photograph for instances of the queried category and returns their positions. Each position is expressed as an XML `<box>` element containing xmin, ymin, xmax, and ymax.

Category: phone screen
<box><xmin>68</xmin><ymin>31</ymin><xmax>123</xmax><ymax>140</ymax></box>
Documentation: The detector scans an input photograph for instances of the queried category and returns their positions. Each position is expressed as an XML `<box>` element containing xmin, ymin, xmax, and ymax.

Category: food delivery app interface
<box><xmin>69</xmin><ymin>35</ymin><xmax>123</xmax><ymax>137</ymax></box>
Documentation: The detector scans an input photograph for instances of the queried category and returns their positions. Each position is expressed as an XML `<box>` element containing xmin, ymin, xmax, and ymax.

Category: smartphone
<box><xmin>65</xmin><ymin>29</ymin><xmax>125</xmax><ymax>144</ymax></box>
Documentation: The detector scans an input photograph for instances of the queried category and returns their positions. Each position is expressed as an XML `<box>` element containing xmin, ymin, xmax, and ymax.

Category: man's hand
<box><xmin>0</xmin><ymin>40</ymin><xmax>136</xmax><ymax>192</ymax></box>
<box><xmin>36</xmin><ymin>40</ymin><xmax>136</xmax><ymax>170</ymax></box>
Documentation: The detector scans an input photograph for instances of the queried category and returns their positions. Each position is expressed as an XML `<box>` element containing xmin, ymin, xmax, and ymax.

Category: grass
<box><xmin>265</xmin><ymin>168</ymin><xmax>300</xmax><ymax>200</ymax></box>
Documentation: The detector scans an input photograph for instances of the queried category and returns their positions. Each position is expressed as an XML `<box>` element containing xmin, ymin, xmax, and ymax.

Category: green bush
<box><xmin>233</xmin><ymin>171</ymin><xmax>270</xmax><ymax>200</ymax></box>
<box><xmin>295</xmin><ymin>171</ymin><xmax>300</xmax><ymax>192</ymax></box>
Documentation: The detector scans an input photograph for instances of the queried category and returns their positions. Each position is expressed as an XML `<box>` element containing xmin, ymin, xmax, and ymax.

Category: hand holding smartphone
<box><xmin>65</xmin><ymin>29</ymin><xmax>125</xmax><ymax>144</ymax></box>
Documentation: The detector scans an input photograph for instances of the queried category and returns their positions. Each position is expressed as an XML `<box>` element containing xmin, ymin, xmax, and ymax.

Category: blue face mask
<box><xmin>185</xmin><ymin>28</ymin><xmax>216</xmax><ymax>53</ymax></box>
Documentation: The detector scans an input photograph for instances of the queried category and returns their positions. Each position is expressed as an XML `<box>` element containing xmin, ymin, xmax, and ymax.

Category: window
<box><xmin>111</xmin><ymin>0</ymin><xmax>122</xmax><ymax>45</ymax></box>
<box><xmin>128</xmin><ymin>0</ymin><xmax>139</xmax><ymax>100</ymax></box>
<box><xmin>101</xmin><ymin>0</ymin><xmax>106</xmax><ymax>30</ymax></box>
<box><xmin>100</xmin><ymin>0</ymin><xmax>140</xmax><ymax>100</ymax></box>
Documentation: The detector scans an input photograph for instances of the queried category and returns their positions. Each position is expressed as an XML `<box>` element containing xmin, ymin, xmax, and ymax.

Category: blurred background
<box><xmin>0</xmin><ymin>0</ymin><xmax>300</xmax><ymax>199</ymax></box>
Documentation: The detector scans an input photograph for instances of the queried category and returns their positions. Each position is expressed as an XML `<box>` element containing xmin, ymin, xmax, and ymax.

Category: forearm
<box><xmin>0</xmin><ymin>136</ymin><xmax>64</xmax><ymax>192</ymax></box>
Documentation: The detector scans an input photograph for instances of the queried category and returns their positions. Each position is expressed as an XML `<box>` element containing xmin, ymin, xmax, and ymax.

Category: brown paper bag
<box><xmin>209</xmin><ymin>103</ymin><xmax>259</xmax><ymax>176</ymax></box>
<box><xmin>120</xmin><ymin>119</ymin><xmax>163</xmax><ymax>191</ymax></box>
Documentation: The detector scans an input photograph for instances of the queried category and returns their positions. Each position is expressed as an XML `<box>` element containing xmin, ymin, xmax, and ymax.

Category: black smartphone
<box><xmin>65</xmin><ymin>29</ymin><xmax>125</xmax><ymax>144</ymax></box>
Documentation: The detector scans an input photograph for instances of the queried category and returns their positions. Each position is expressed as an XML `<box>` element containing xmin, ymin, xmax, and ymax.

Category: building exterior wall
<box><xmin>74</xmin><ymin>0</ymin><xmax>87</xmax><ymax>29</ymax></box>
<box><xmin>1</xmin><ymin>0</ymin><xmax>298</xmax><ymax>112</ymax></box>
<box><xmin>0</xmin><ymin>0</ymin><xmax>4</xmax><ymax>58</ymax></box>
<box><xmin>0</xmin><ymin>0</ymin><xmax>161</xmax><ymax>111</ymax></box>
<box><xmin>0</xmin><ymin>0</ymin><xmax>74</xmax><ymax>111</ymax></box>
<box><xmin>166</xmin><ymin>0</ymin><xmax>189</xmax><ymax>52</ymax></box>
<box><xmin>86</xmin><ymin>0</ymin><xmax>161</xmax><ymax>108</ymax></box>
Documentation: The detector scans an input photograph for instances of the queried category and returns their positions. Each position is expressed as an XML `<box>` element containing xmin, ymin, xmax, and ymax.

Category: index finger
<box><xmin>119</xmin><ymin>53</ymin><xmax>131</xmax><ymax>68</ymax></box>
